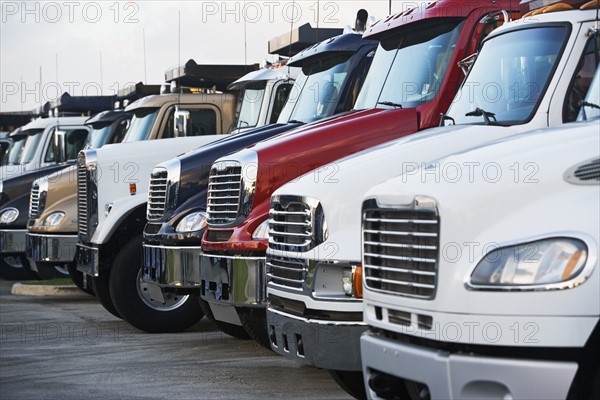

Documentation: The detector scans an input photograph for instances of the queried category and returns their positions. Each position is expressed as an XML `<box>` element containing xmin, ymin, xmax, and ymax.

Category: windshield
<box><xmin>123</xmin><ymin>107</ymin><xmax>159</xmax><ymax>142</ymax></box>
<box><xmin>277</xmin><ymin>53</ymin><xmax>355</xmax><ymax>124</ymax></box>
<box><xmin>235</xmin><ymin>87</ymin><xmax>266</xmax><ymax>129</ymax></box>
<box><xmin>447</xmin><ymin>25</ymin><xmax>568</xmax><ymax>125</ymax></box>
<box><xmin>88</xmin><ymin>124</ymin><xmax>112</xmax><ymax>149</ymax></box>
<box><xmin>2</xmin><ymin>135</ymin><xmax>27</xmax><ymax>165</ymax></box>
<box><xmin>354</xmin><ymin>19</ymin><xmax>465</xmax><ymax>110</ymax></box>
<box><xmin>578</xmin><ymin>63</ymin><xmax>600</xmax><ymax>122</ymax></box>
<box><xmin>20</xmin><ymin>130</ymin><xmax>45</xmax><ymax>164</ymax></box>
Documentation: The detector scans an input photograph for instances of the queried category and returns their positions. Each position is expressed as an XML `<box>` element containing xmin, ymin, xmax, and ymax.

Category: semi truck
<box><xmin>264</xmin><ymin>2</ymin><xmax>599</xmax><ymax>398</ymax></box>
<box><xmin>140</xmin><ymin>11</ymin><xmax>375</xmax><ymax>336</ymax></box>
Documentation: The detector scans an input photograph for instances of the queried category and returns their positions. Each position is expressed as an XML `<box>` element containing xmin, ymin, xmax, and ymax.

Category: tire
<box><xmin>91</xmin><ymin>270</ymin><xmax>122</xmax><ymax>319</ymax></box>
<box><xmin>67</xmin><ymin>262</ymin><xmax>95</xmax><ymax>296</ymax></box>
<box><xmin>35</xmin><ymin>262</ymin><xmax>70</xmax><ymax>280</ymax></box>
<box><xmin>109</xmin><ymin>235</ymin><xmax>204</xmax><ymax>333</ymax></box>
<box><xmin>329</xmin><ymin>370</ymin><xmax>367</xmax><ymax>400</ymax></box>
<box><xmin>199</xmin><ymin>299</ymin><xmax>250</xmax><ymax>340</ymax></box>
<box><xmin>0</xmin><ymin>255</ymin><xmax>39</xmax><ymax>280</ymax></box>
<box><xmin>237</xmin><ymin>307</ymin><xmax>271</xmax><ymax>349</ymax></box>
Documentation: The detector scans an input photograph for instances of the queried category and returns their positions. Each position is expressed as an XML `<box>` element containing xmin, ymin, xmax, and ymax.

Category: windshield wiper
<box><xmin>578</xmin><ymin>100</ymin><xmax>600</xmax><ymax>121</ymax></box>
<box><xmin>465</xmin><ymin>107</ymin><xmax>497</xmax><ymax>125</ymax></box>
<box><xmin>378</xmin><ymin>101</ymin><xmax>403</xmax><ymax>109</ymax></box>
<box><xmin>287</xmin><ymin>119</ymin><xmax>305</xmax><ymax>124</ymax></box>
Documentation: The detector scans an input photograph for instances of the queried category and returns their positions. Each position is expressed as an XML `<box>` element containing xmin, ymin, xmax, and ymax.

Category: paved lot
<box><xmin>0</xmin><ymin>279</ymin><xmax>351</xmax><ymax>399</ymax></box>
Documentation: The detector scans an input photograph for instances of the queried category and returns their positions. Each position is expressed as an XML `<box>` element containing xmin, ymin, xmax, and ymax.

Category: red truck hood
<box><xmin>250</xmin><ymin>107</ymin><xmax>419</xmax><ymax>208</ymax></box>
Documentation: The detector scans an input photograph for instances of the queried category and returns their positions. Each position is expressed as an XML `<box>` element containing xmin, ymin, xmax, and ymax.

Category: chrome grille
<box><xmin>77</xmin><ymin>154</ymin><xmax>88</xmax><ymax>237</ymax></box>
<box><xmin>206</xmin><ymin>163</ymin><xmax>242</xmax><ymax>225</ymax></box>
<box><xmin>147</xmin><ymin>168</ymin><xmax>168</xmax><ymax>220</ymax></box>
<box><xmin>29</xmin><ymin>183</ymin><xmax>40</xmax><ymax>219</ymax></box>
<box><xmin>362</xmin><ymin>201</ymin><xmax>439</xmax><ymax>299</ymax></box>
<box><xmin>269</xmin><ymin>199</ymin><xmax>311</xmax><ymax>252</ymax></box>
<box><xmin>266</xmin><ymin>256</ymin><xmax>306</xmax><ymax>290</ymax></box>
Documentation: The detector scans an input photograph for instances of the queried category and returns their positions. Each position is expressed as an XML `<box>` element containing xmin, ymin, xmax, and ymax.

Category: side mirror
<box><xmin>174</xmin><ymin>109</ymin><xmax>190</xmax><ymax>137</ymax></box>
<box><xmin>53</xmin><ymin>128</ymin><xmax>67</xmax><ymax>163</ymax></box>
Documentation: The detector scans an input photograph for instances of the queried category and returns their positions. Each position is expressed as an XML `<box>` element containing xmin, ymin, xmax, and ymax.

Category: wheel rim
<box><xmin>53</xmin><ymin>264</ymin><xmax>69</xmax><ymax>276</ymax></box>
<box><xmin>3</xmin><ymin>256</ymin><xmax>24</xmax><ymax>269</ymax></box>
<box><xmin>135</xmin><ymin>270</ymin><xmax>189</xmax><ymax>311</ymax></box>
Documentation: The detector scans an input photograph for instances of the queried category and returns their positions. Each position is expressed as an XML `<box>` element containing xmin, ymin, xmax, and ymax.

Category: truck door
<box><xmin>159</xmin><ymin>105</ymin><xmax>221</xmax><ymax>139</ymax></box>
<box><xmin>43</xmin><ymin>126</ymin><xmax>92</xmax><ymax>165</ymax></box>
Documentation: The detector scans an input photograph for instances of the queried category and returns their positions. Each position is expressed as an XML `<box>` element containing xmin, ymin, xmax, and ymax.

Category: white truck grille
<box><xmin>362</xmin><ymin>205</ymin><xmax>439</xmax><ymax>299</ymax></box>
<box><xmin>269</xmin><ymin>200</ymin><xmax>312</xmax><ymax>252</ymax></box>
<box><xmin>77</xmin><ymin>155</ymin><xmax>88</xmax><ymax>237</ymax></box>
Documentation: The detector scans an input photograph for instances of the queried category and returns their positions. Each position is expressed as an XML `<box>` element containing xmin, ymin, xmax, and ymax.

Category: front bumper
<box><xmin>142</xmin><ymin>244</ymin><xmax>202</xmax><ymax>288</ymax></box>
<box><xmin>361</xmin><ymin>332</ymin><xmax>578</xmax><ymax>400</ymax></box>
<box><xmin>76</xmin><ymin>243</ymin><xmax>99</xmax><ymax>276</ymax></box>
<box><xmin>0</xmin><ymin>229</ymin><xmax>26</xmax><ymax>254</ymax></box>
<box><xmin>199</xmin><ymin>253</ymin><xmax>266</xmax><ymax>306</ymax></box>
<box><xmin>26</xmin><ymin>233</ymin><xmax>77</xmax><ymax>263</ymax></box>
<box><xmin>267</xmin><ymin>308</ymin><xmax>366</xmax><ymax>371</ymax></box>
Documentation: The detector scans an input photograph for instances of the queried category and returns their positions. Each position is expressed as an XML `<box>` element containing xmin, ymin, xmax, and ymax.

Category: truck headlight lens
<box><xmin>342</xmin><ymin>265</ymin><xmax>363</xmax><ymax>298</ymax></box>
<box><xmin>175</xmin><ymin>211</ymin><xmax>207</xmax><ymax>233</ymax></box>
<box><xmin>469</xmin><ymin>238</ymin><xmax>588</xmax><ymax>289</ymax></box>
<box><xmin>43</xmin><ymin>212</ymin><xmax>66</xmax><ymax>226</ymax></box>
<box><xmin>0</xmin><ymin>208</ymin><xmax>19</xmax><ymax>224</ymax></box>
<box><xmin>252</xmin><ymin>219</ymin><xmax>270</xmax><ymax>240</ymax></box>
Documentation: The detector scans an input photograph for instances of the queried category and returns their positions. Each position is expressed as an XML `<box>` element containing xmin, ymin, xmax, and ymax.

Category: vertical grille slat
<box><xmin>206</xmin><ymin>163</ymin><xmax>242</xmax><ymax>225</ymax></box>
<box><xmin>146</xmin><ymin>168</ymin><xmax>168</xmax><ymax>221</ymax></box>
<box><xmin>362</xmin><ymin>203</ymin><xmax>440</xmax><ymax>299</ymax></box>
<box><xmin>29</xmin><ymin>183</ymin><xmax>40</xmax><ymax>219</ymax></box>
<box><xmin>77</xmin><ymin>153</ymin><xmax>89</xmax><ymax>239</ymax></box>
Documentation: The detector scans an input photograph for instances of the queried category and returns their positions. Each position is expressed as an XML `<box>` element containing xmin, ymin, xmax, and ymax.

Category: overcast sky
<box><xmin>1</xmin><ymin>1</ymin><xmax>402</xmax><ymax>112</ymax></box>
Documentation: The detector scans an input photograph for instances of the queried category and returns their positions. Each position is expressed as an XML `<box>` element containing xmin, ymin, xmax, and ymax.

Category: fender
<box><xmin>91</xmin><ymin>193</ymin><xmax>148</xmax><ymax>245</ymax></box>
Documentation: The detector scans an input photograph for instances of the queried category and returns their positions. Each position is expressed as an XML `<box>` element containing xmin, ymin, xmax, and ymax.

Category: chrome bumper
<box><xmin>26</xmin><ymin>233</ymin><xmax>77</xmax><ymax>263</ymax></box>
<box><xmin>200</xmin><ymin>254</ymin><xmax>266</xmax><ymax>306</ymax></box>
<box><xmin>267</xmin><ymin>308</ymin><xmax>366</xmax><ymax>371</ymax></box>
<box><xmin>0</xmin><ymin>229</ymin><xmax>26</xmax><ymax>254</ymax></box>
<box><xmin>76</xmin><ymin>243</ymin><xmax>99</xmax><ymax>276</ymax></box>
<box><xmin>142</xmin><ymin>244</ymin><xmax>202</xmax><ymax>288</ymax></box>
<box><xmin>361</xmin><ymin>332</ymin><xmax>578</xmax><ymax>400</ymax></box>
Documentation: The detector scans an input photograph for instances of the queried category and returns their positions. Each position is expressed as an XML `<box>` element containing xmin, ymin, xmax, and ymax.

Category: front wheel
<box><xmin>109</xmin><ymin>235</ymin><xmax>204</xmax><ymax>333</ymax></box>
<box><xmin>67</xmin><ymin>262</ymin><xmax>95</xmax><ymax>296</ymax></box>
<box><xmin>91</xmin><ymin>270</ymin><xmax>121</xmax><ymax>319</ymax></box>
<box><xmin>0</xmin><ymin>255</ymin><xmax>39</xmax><ymax>280</ymax></box>
<box><xmin>329</xmin><ymin>370</ymin><xmax>367</xmax><ymax>400</ymax></box>
<box><xmin>35</xmin><ymin>262</ymin><xmax>70</xmax><ymax>280</ymax></box>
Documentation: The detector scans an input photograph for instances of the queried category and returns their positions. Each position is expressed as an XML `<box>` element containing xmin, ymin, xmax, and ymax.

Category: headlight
<box><xmin>0</xmin><ymin>208</ymin><xmax>19</xmax><ymax>224</ymax></box>
<box><xmin>43</xmin><ymin>212</ymin><xmax>66</xmax><ymax>226</ymax></box>
<box><xmin>252</xmin><ymin>219</ymin><xmax>270</xmax><ymax>240</ymax></box>
<box><xmin>469</xmin><ymin>238</ymin><xmax>588</xmax><ymax>290</ymax></box>
<box><xmin>175</xmin><ymin>211</ymin><xmax>207</xmax><ymax>233</ymax></box>
<box><xmin>342</xmin><ymin>265</ymin><xmax>363</xmax><ymax>298</ymax></box>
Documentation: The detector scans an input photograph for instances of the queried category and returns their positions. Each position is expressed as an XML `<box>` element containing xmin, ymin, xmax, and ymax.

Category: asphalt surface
<box><xmin>0</xmin><ymin>279</ymin><xmax>352</xmax><ymax>399</ymax></box>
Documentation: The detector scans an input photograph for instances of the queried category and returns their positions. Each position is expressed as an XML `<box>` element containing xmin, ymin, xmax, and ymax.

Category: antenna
<box><xmin>178</xmin><ymin>10</ymin><xmax>181</xmax><ymax>106</ymax></box>
<box><xmin>389</xmin><ymin>0</ymin><xmax>392</xmax><ymax>15</ymax></box>
<box><xmin>316</xmin><ymin>0</ymin><xmax>319</xmax><ymax>43</ymax></box>
<box><xmin>288</xmin><ymin>0</ymin><xmax>296</xmax><ymax>58</ymax></box>
<box><xmin>143</xmin><ymin>28</ymin><xmax>148</xmax><ymax>83</ymax></box>
<box><xmin>39</xmin><ymin>66</ymin><xmax>43</xmax><ymax>113</ymax></box>
<box><xmin>244</xmin><ymin>0</ymin><xmax>248</xmax><ymax>70</ymax></box>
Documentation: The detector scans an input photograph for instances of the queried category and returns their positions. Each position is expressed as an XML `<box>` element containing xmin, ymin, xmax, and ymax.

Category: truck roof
<box><xmin>227</xmin><ymin>66</ymin><xmax>300</xmax><ymax>91</ymax></box>
<box><xmin>19</xmin><ymin>116</ymin><xmax>90</xmax><ymax>130</ymax></box>
<box><xmin>85</xmin><ymin>110</ymin><xmax>131</xmax><ymax>125</ymax></box>
<box><xmin>125</xmin><ymin>92</ymin><xmax>237</xmax><ymax>111</ymax></box>
<box><xmin>364</xmin><ymin>0</ymin><xmax>514</xmax><ymax>40</ymax></box>
<box><xmin>287</xmin><ymin>32</ymin><xmax>376</xmax><ymax>68</ymax></box>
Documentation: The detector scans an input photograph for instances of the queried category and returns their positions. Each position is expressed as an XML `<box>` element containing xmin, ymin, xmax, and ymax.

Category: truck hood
<box><xmin>364</xmin><ymin>120</ymin><xmax>600</xmax><ymax>319</ymax></box>
<box><xmin>270</xmin><ymin>124</ymin><xmax>522</xmax><ymax>262</ymax></box>
<box><xmin>92</xmin><ymin>135</ymin><xmax>226</xmax><ymax>229</ymax></box>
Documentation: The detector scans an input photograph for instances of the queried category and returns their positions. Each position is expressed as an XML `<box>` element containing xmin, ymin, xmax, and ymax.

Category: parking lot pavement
<box><xmin>0</xmin><ymin>279</ymin><xmax>352</xmax><ymax>399</ymax></box>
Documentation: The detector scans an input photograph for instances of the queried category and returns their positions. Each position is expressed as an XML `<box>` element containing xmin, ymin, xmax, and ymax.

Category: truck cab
<box><xmin>25</xmin><ymin>109</ymin><xmax>133</xmax><ymax>283</ymax></box>
<box><xmin>137</xmin><ymin>14</ymin><xmax>376</xmax><ymax>335</ymax></box>
<box><xmin>263</xmin><ymin>2</ymin><xmax>599</xmax><ymax>398</ymax></box>
<box><xmin>360</xmin><ymin>77</ymin><xmax>599</xmax><ymax>399</ymax></box>
<box><xmin>0</xmin><ymin>116</ymin><xmax>93</xmax><ymax>280</ymax></box>
<box><xmin>198</xmin><ymin>0</ymin><xmax>518</xmax><ymax>369</ymax></box>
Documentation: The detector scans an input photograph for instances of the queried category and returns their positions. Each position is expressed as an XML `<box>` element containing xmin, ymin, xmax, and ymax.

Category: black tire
<box><xmin>34</xmin><ymin>262</ymin><xmax>70</xmax><ymax>280</ymax></box>
<box><xmin>237</xmin><ymin>307</ymin><xmax>271</xmax><ymax>349</ymax></box>
<box><xmin>329</xmin><ymin>370</ymin><xmax>367</xmax><ymax>400</ymax></box>
<box><xmin>0</xmin><ymin>255</ymin><xmax>39</xmax><ymax>280</ymax></box>
<box><xmin>199</xmin><ymin>299</ymin><xmax>250</xmax><ymax>340</ymax></box>
<box><xmin>91</xmin><ymin>270</ymin><xmax>122</xmax><ymax>319</ymax></box>
<box><xmin>67</xmin><ymin>262</ymin><xmax>95</xmax><ymax>296</ymax></box>
<box><xmin>109</xmin><ymin>235</ymin><xmax>204</xmax><ymax>333</ymax></box>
